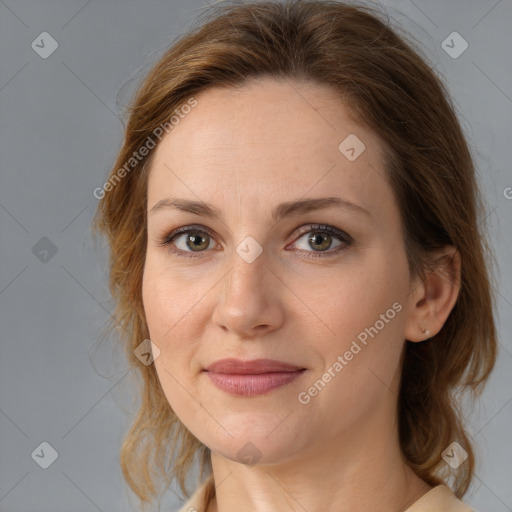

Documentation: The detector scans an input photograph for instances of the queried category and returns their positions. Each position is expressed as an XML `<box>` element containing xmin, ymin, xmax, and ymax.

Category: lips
<box><xmin>204</xmin><ymin>358</ymin><xmax>305</xmax><ymax>374</ymax></box>
<box><xmin>203</xmin><ymin>358</ymin><xmax>306</xmax><ymax>396</ymax></box>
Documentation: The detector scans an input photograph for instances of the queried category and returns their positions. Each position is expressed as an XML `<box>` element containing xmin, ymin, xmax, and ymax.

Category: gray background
<box><xmin>0</xmin><ymin>0</ymin><xmax>511</xmax><ymax>511</ymax></box>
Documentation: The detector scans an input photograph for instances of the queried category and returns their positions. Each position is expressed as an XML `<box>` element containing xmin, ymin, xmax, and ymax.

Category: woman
<box><xmin>92</xmin><ymin>1</ymin><xmax>497</xmax><ymax>511</ymax></box>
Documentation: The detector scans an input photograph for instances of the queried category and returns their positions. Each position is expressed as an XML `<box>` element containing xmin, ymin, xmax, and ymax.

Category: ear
<box><xmin>404</xmin><ymin>246</ymin><xmax>461</xmax><ymax>343</ymax></box>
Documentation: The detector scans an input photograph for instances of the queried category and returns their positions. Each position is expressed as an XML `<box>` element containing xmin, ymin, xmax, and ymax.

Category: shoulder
<box><xmin>175</xmin><ymin>476</ymin><xmax>214</xmax><ymax>512</ymax></box>
<box><xmin>405</xmin><ymin>485</ymin><xmax>476</xmax><ymax>512</ymax></box>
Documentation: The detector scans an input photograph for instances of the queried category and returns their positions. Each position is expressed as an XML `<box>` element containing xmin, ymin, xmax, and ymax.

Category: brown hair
<box><xmin>91</xmin><ymin>0</ymin><xmax>498</xmax><ymax>509</ymax></box>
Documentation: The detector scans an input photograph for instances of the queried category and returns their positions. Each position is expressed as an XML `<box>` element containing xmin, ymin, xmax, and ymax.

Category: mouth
<box><xmin>204</xmin><ymin>358</ymin><xmax>305</xmax><ymax>374</ymax></box>
<box><xmin>203</xmin><ymin>358</ymin><xmax>307</xmax><ymax>396</ymax></box>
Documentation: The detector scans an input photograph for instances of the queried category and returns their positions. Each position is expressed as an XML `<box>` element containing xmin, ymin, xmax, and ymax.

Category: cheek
<box><xmin>316</xmin><ymin>257</ymin><xmax>400</xmax><ymax>341</ymax></box>
<box><xmin>142</xmin><ymin>262</ymin><xmax>205</xmax><ymax>422</ymax></box>
<box><xmin>142</xmin><ymin>269</ymin><xmax>171</xmax><ymax>342</ymax></box>
<box><xmin>142</xmin><ymin>252</ymin><xmax>200</xmax><ymax>336</ymax></box>
<box><xmin>314</xmin><ymin>252</ymin><xmax>407</xmax><ymax>388</ymax></box>
<box><xmin>142</xmin><ymin>252</ymin><xmax>216</xmax><ymax>379</ymax></box>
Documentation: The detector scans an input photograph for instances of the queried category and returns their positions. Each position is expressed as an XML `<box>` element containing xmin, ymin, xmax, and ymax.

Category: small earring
<box><xmin>421</xmin><ymin>327</ymin><xmax>431</xmax><ymax>337</ymax></box>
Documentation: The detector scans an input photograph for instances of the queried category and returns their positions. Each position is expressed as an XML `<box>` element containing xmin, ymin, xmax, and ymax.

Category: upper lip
<box><xmin>204</xmin><ymin>358</ymin><xmax>305</xmax><ymax>374</ymax></box>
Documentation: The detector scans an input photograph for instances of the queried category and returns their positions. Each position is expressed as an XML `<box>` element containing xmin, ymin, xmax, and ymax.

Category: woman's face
<box><xmin>142</xmin><ymin>77</ymin><xmax>417</xmax><ymax>465</ymax></box>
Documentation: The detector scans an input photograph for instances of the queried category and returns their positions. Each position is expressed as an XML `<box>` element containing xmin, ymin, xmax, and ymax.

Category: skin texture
<box><xmin>142</xmin><ymin>77</ymin><xmax>461</xmax><ymax>512</ymax></box>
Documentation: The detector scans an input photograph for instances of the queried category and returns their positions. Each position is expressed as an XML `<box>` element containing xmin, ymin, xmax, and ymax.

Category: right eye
<box><xmin>157</xmin><ymin>226</ymin><xmax>218</xmax><ymax>258</ymax></box>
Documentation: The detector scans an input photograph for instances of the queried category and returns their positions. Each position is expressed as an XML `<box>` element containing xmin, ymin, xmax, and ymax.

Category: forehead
<box><xmin>147</xmin><ymin>78</ymin><xmax>392</xmax><ymax>220</ymax></box>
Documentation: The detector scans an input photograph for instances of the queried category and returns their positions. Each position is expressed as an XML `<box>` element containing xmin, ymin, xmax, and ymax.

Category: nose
<box><xmin>211</xmin><ymin>248</ymin><xmax>285</xmax><ymax>339</ymax></box>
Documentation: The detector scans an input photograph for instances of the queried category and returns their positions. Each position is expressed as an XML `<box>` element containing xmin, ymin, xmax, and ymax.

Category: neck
<box><xmin>206</xmin><ymin>396</ymin><xmax>432</xmax><ymax>512</ymax></box>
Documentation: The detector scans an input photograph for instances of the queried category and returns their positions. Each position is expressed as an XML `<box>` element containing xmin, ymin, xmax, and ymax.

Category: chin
<box><xmin>204</xmin><ymin>425</ymin><xmax>308</xmax><ymax>468</ymax></box>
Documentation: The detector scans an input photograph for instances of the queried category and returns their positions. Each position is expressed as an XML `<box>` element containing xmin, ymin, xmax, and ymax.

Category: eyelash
<box><xmin>157</xmin><ymin>224</ymin><xmax>354</xmax><ymax>260</ymax></box>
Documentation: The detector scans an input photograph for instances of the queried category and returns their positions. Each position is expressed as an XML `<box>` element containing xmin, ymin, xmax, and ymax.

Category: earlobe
<box><xmin>404</xmin><ymin>246</ymin><xmax>461</xmax><ymax>343</ymax></box>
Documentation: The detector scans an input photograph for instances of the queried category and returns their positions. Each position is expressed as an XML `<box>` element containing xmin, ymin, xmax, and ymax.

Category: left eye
<box><xmin>293</xmin><ymin>230</ymin><xmax>343</xmax><ymax>252</ymax></box>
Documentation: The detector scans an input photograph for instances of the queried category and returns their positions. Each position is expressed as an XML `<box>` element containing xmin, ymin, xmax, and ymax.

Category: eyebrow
<box><xmin>149</xmin><ymin>196</ymin><xmax>372</xmax><ymax>223</ymax></box>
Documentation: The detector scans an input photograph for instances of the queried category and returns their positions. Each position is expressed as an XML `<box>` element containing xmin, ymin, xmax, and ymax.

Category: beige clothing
<box><xmin>176</xmin><ymin>476</ymin><xmax>476</xmax><ymax>512</ymax></box>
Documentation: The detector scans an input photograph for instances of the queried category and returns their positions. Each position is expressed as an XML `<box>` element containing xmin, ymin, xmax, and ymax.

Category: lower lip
<box><xmin>205</xmin><ymin>370</ymin><xmax>306</xmax><ymax>396</ymax></box>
